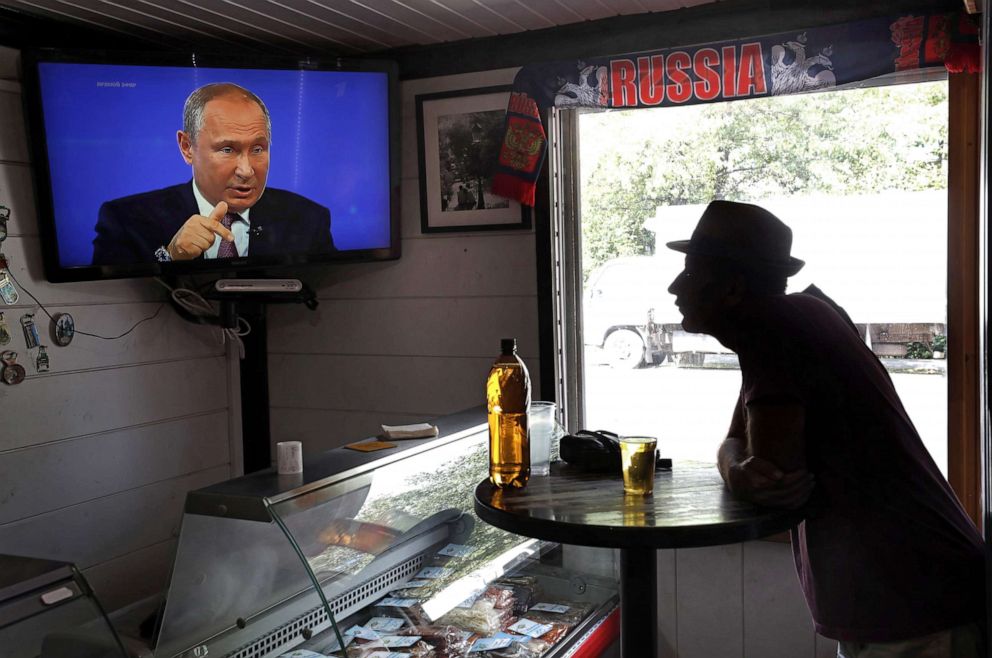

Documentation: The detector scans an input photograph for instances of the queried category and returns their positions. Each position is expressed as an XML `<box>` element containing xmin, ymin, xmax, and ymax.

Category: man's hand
<box><xmin>167</xmin><ymin>201</ymin><xmax>235</xmax><ymax>260</ymax></box>
<box><xmin>727</xmin><ymin>456</ymin><xmax>814</xmax><ymax>509</ymax></box>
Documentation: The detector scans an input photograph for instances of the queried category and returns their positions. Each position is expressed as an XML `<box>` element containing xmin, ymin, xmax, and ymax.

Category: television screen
<box><xmin>22</xmin><ymin>51</ymin><xmax>400</xmax><ymax>282</ymax></box>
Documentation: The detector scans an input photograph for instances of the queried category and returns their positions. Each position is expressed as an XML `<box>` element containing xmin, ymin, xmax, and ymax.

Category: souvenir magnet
<box><xmin>0</xmin><ymin>205</ymin><xmax>8</xmax><ymax>243</ymax></box>
<box><xmin>0</xmin><ymin>312</ymin><xmax>10</xmax><ymax>346</ymax></box>
<box><xmin>0</xmin><ymin>271</ymin><xmax>17</xmax><ymax>305</ymax></box>
<box><xmin>1</xmin><ymin>350</ymin><xmax>25</xmax><ymax>385</ymax></box>
<box><xmin>53</xmin><ymin>313</ymin><xmax>74</xmax><ymax>347</ymax></box>
<box><xmin>35</xmin><ymin>346</ymin><xmax>49</xmax><ymax>373</ymax></box>
<box><xmin>21</xmin><ymin>313</ymin><xmax>40</xmax><ymax>349</ymax></box>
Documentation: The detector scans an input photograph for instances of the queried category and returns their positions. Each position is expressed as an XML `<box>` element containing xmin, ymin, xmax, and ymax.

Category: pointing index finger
<box><xmin>209</xmin><ymin>201</ymin><xmax>228</xmax><ymax>221</ymax></box>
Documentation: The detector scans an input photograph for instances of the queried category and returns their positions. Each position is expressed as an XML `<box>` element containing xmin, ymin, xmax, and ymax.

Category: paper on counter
<box><xmin>381</xmin><ymin>423</ymin><xmax>439</xmax><ymax>439</ymax></box>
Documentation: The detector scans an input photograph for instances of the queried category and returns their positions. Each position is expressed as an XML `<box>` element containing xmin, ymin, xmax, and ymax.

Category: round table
<box><xmin>474</xmin><ymin>461</ymin><xmax>804</xmax><ymax>658</ymax></box>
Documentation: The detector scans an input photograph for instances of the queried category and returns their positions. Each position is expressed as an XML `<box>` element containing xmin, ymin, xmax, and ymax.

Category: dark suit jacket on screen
<box><xmin>92</xmin><ymin>182</ymin><xmax>335</xmax><ymax>265</ymax></box>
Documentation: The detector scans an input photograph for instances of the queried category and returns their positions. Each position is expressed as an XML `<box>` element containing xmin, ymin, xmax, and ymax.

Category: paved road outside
<box><xmin>583</xmin><ymin>348</ymin><xmax>948</xmax><ymax>475</ymax></box>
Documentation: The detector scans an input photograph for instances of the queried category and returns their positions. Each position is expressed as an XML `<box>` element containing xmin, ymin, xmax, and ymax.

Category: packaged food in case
<box><xmin>396</xmin><ymin>625</ymin><xmax>474</xmax><ymax>657</ymax></box>
<box><xmin>521</xmin><ymin>600</ymin><xmax>592</xmax><ymax>626</ymax></box>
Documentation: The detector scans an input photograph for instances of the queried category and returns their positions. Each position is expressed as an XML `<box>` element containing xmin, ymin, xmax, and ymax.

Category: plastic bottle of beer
<box><xmin>487</xmin><ymin>338</ymin><xmax>531</xmax><ymax>488</ymax></box>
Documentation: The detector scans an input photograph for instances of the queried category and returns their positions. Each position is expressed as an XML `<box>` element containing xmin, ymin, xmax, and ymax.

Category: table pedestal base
<box><xmin>619</xmin><ymin>547</ymin><xmax>657</xmax><ymax>658</ymax></box>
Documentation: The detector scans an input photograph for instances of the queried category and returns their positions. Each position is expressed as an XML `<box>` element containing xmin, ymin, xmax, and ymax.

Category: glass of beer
<box><xmin>619</xmin><ymin>436</ymin><xmax>657</xmax><ymax>495</ymax></box>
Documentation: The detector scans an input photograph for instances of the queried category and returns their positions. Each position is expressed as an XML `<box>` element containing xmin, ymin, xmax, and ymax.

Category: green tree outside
<box><xmin>579</xmin><ymin>82</ymin><xmax>948</xmax><ymax>279</ymax></box>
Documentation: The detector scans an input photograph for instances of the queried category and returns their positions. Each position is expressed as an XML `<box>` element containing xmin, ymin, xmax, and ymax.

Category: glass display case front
<box><xmin>153</xmin><ymin>408</ymin><xmax>618</xmax><ymax>658</ymax></box>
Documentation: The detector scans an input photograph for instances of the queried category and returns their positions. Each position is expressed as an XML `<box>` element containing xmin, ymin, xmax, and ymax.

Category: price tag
<box><xmin>529</xmin><ymin>603</ymin><xmax>571</xmax><ymax>614</ymax></box>
<box><xmin>436</xmin><ymin>543</ymin><xmax>475</xmax><ymax>558</ymax></box>
<box><xmin>392</xmin><ymin>579</ymin><xmax>431</xmax><ymax>589</ymax></box>
<box><xmin>366</xmin><ymin>617</ymin><xmax>405</xmax><ymax>632</ymax></box>
<box><xmin>415</xmin><ymin>567</ymin><xmax>453</xmax><ymax>579</ymax></box>
<box><xmin>377</xmin><ymin>597</ymin><xmax>419</xmax><ymax>608</ymax></box>
<box><xmin>494</xmin><ymin>631</ymin><xmax>528</xmax><ymax>643</ymax></box>
<box><xmin>468</xmin><ymin>638</ymin><xmax>513</xmax><ymax>652</ymax></box>
<box><xmin>381</xmin><ymin>636</ymin><xmax>421</xmax><ymax>648</ymax></box>
<box><xmin>508</xmin><ymin>618</ymin><xmax>554</xmax><ymax>638</ymax></box>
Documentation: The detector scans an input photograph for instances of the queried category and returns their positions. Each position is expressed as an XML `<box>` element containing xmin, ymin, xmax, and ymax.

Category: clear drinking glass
<box><xmin>528</xmin><ymin>401</ymin><xmax>560</xmax><ymax>476</ymax></box>
<box><xmin>620</xmin><ymin>436</ymin><xmax>657</xmax><ymax>495</ymax></box>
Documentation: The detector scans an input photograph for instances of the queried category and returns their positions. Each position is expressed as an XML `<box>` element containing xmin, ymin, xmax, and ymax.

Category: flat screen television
<box><xmin>21</xmin><ymin>49</ymin><xmax>400</xmax><ymax>283</ymax></box>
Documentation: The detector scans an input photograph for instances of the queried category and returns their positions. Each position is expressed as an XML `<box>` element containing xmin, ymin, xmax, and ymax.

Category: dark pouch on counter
<box><xmin>559</xmin><ymin>430</ymin><xmax>622</xmax><ymax>472</ymax></box>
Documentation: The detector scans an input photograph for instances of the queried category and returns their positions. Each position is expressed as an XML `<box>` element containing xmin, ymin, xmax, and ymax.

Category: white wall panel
<box><xmin>676</xmin><ymin>544</ymin><xmax>744</xmax><ymax>658</ymax></box>
<box><xmin>0</xmin><ymin>357</ymin><xmax>227</xmax><ymax>450</ymax></box>
<box><xmin>396</xmin><ymin>173</ymin><xmax>534</xmax><ymax>244</ymax></box>
<box><xmin>742</xmin><ymin>541</ymin><xmax>814</xmax><ymax>658</ymax></box>
<box><xmin>0</xmin><ymin>302</ymin><xmax>224</xmax><ymax>372</ymax></box>
<box><xmin>270</xmin><ymin>353</ymin><xmax>540</xmax><ymax>415</ymax></box>
<box><xmin>269</xmin><ymin>296</ymin><xmax>538</xmax><ymax>357</ymax></box>
<box><xmin>0</xmin><ymin>88</ymin><xmax>29</xmax><ymax>162</ymax></box>
<box><xmin>657</xmin><ymin>549</ymin><xmax>678</xmax><ymax>658</ymax></box>
<box><xmin>0</xmin><ymin>412</ymin><xmax>229</xmax><ymax>523</ymax></box>
<box><xmin>269</xmin><ymin>407</ymin><xmax>434</xmax><ymax>455</ymax></box>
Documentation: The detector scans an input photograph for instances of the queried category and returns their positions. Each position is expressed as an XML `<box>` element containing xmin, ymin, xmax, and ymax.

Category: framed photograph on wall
<box><xmin>416</xmin><ymin>86</ymin><xmax>531</xmax><ymax>233</ymax></box>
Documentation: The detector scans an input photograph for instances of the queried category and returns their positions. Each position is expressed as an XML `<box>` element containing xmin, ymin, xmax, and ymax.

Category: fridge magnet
<box><xmin>1</xmin><ymin>350</ymin><xmax>25</xmax><ymax>385</ymax></box>
<box><xmin>0</xmin><ymin>312</ymin><xmax>10</xmax><ymax>345</ymax></box>
<box><xmin>20</xmin><ymin>313</ymin><xmax>40</xmax><ymax>349</ymax></box>
<box><xmin>416</xmin><ymin>86</ymin><xmax>531</xmax><ymax>233</ymax></box>
<box><xmin>53</xmin><ymin>313</ymin><xmax>75</xmax><ymax>346</ymax></box>
<box><xmin>35</xmin><ymin>346</ymin><xmax>50</xmax><ymax>373</ymax></box>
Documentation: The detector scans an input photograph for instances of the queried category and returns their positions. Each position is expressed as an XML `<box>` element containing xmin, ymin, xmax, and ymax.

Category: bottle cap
<box><xmin>501</xmin><ymin>338</ymin><xmax>517</xmax><ymax>354</ymax></box>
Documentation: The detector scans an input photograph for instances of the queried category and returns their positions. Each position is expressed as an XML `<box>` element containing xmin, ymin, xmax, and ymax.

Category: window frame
<box><xmin>546</xmin><ymin>74</ymin><xmax>983</xmax><ymax>531</ymax></box>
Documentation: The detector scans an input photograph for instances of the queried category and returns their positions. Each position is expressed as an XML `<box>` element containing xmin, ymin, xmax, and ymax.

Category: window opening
<box><xmin>572</xmin><ymin>80</ymin><xmax>949</xmax><ymax>472</ymax></box>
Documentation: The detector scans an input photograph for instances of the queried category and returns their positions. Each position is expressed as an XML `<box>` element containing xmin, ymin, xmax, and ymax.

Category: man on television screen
<box><xmin>92</xmin><ymin>82</ymin><xmax>335</xmax><ymax>265</ymax></box>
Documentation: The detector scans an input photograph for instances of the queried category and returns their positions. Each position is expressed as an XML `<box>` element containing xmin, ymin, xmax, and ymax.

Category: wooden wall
<box><xmin>266</xmin><ymin>67</ymin><xmax>839</xmax><ymax>657</ymax></box>
<box><xmin>0</xmin><ymin>45</ymin><xmax>237</xmax><ymax>613</ymax></box>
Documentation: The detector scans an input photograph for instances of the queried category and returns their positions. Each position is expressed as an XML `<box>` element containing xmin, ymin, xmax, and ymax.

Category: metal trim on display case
<box><xmin>226</xmin><ymin>554</ymin><xmax>426</xmax><ymax>658</ymax></box>
<box><xmin>185</xmin><ymin>407</ymin><xmax>488</xmax><ymax>521</ymax></box>
<box><xmin>159</xmin><ymin>407</ymin><xmax>620</xmax><ymax>658</ymax></box>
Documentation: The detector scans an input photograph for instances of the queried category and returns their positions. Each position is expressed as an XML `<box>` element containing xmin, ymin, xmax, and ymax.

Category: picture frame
<box><xmin>416</xmin><ymin>86</ymin><xmax>532</xmax><ymax>233</ymax></box>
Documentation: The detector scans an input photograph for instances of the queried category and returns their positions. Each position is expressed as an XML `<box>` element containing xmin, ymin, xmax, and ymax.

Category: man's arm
<box><xmin>718</xmin><ymin>395</ymin><xmax>814</xmax><ymax>509</ymax></box>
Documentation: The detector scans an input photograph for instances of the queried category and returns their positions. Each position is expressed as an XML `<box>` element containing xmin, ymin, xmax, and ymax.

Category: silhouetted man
<box><xmin>93</xmin><ymin>82</ymin><xmax>334</xmax><ymax>265</ymax></box>
<box><xmin>667</xmin><ymin>200</ymin><xmax>985</xmax><ymax>657</ymax></box>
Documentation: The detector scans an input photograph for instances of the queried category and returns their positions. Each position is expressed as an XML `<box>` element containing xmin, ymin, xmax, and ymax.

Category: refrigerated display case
<box><xmin>152</xmin><ymin>407</ymin><xmax>619</xmax><ymax>658</ymax></box>
<box><xmin>0</xmin><ymin>554</ymin><xmax>129</xmax><ymax>658</ymax></box>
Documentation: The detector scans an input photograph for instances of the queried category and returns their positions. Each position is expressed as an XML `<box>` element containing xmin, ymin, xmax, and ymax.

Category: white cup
<box><xmin>528</xmin><ymin>401</ymin><xmax>561</xmax><ymax>476</ymax></box>
<box><xmin>277</xmin><ymin>441</ymin><xmax>303</xmax><ymax>475</ymax></box>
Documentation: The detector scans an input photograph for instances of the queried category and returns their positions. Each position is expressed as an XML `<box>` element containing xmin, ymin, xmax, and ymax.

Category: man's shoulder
<box><xmin>101</xmin><ymin>183</ymin><xmax>190</xmax><ymax>211</ymax></box>
<box><xmin>258</xmin><ymin>188</ymin><xmax>329</xmax><ymax>216</ymax></box>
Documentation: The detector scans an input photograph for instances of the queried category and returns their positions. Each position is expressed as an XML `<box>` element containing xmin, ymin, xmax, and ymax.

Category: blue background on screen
<box><xmin>38</xmin><ymin>63</ymin><xmax>391</xmax><ymax>266</ymax></box>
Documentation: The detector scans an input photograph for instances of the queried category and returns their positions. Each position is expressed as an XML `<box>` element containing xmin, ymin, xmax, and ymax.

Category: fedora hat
<box><xmin>666</xmin><ymin>200</ymin><xmax>804</xmax><ymax>276</ymax></box>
